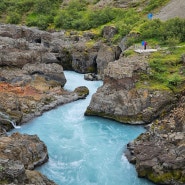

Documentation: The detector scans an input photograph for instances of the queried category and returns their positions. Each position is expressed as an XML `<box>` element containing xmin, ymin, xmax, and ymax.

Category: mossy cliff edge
<box><xmin>85</xmin><ymin>53</ymin><xmax>181</xmax><ymax>124</ymax></box>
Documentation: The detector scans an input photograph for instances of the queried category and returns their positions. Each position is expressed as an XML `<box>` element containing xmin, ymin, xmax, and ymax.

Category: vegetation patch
<box><xmin>127</xmin><ymin>18</ymin><xmax>185</xmax><ymax>46</ymax></box>
<box><xmin>148</xmin><ymin>170</ymin><xmax>184</xmax><ymax>184</ymax></box>
<box><xmin>143</xmin><ymin>0</ymin><xmax>171</xmax><ymax>13</ymax></box>
<box><xmin>136</xmin><ymin>45</ymin><xmax>185</xmax><ymax>92</ymax></box>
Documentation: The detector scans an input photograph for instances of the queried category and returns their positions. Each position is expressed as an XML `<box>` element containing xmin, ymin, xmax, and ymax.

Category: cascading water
<box><xmin>0</xmin><ymin>112</ymin><xmax>21</xmax><ymax>129</ymax></box>
<box><xmin>0</xmin><ymin>119</ymin><xmax>21</xmax><ymax>129</ymax></box>
<box><xmin>10</xmin><ymin>71</ymin><xmax>155</xmax><ymax>185</ymax></box>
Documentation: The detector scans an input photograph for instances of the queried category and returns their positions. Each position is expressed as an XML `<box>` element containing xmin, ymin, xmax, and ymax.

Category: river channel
<box><xmin>11</xmin><ymin>71</ymin><xmax>155</xmax><ymax>185</ymax></box>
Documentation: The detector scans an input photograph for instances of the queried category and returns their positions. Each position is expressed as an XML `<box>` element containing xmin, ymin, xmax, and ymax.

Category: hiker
<box><xmin>144</xmin><ymin>41</ymin><xmax>147</xmax><ymax>50</ymax></box>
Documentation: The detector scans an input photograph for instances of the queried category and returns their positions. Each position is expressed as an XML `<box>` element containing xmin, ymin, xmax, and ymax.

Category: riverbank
<box><xmin>0</xmin><ymin>24</ymin><xmax>93</xmax><ymax>132</ymax></box>
<box><xmin>126</xmin><ymin>95</ymin><xmax>185</xmax><ymax>185</ymax></box>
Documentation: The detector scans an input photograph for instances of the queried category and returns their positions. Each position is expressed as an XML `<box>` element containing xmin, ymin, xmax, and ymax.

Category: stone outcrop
<box><xmin>125</xmin><ymin>95</ymin><xmax>185</xmax><ymax>185</ymax></box>
<box><xmin>85</xmin><ymin>54</ymin><xmax>177</xmax><ymax>124</ymax></box>
<box><xmin>0</xmin><ymin>24</ymin><xmax>95</xmax><ymax>131</ymax></box>
<box><xmin>96</xmin><ymin>44</ymin><xmax>121</xmax><ymax>77</ymax></box>
<box><xmin>102</xmin><ymin>26</ymin><xmax>118</xmax><ymax>40</ymax></box>
<box><xmin>22</xmin><ymin>62</ymin><xmax>66</xmax><ymax>87</ymax></box>
<box><xmin>71</xmin><ymin>42</ymin><xmax>99</xmax><ymax>74</ymax></box>
<box><xmin>0</xmin><ymin>23</ymin><xmax>121</xmax><ymax>76</ymax></box>
<box><xmin>74</xmin><ymin>86</ymin><xmax>89</xmax><ymax>99</ymax></box>
<box><xmin>0</xmin><ymin>132</ymin><xmax>48</xmax><ymax>169</ymax></box>
<box><xmin>0</xmin><ymin>132</ymin><xmax>56</xmax><ymax>184</ymax></box>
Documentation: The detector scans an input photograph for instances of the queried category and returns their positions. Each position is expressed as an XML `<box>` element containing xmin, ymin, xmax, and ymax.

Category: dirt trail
<box><xmin>154</xmin><ymin>0</ymin><xmax>185</xmax><ymax>20</ymax></box>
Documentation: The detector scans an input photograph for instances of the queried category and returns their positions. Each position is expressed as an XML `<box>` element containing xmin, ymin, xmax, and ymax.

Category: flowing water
<box><xmin>0</xmin><ymin>112</ymin><xmax>21</xmax><ymax>129</ymax></box>
<box><xmin>10</xmin><ymin>71</ymin><xmax>155</xmax><ymax>185</ymax></box>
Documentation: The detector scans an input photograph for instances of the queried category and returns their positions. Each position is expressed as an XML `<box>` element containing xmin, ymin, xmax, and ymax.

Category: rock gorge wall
<box><xmin>126</xmin><ymin>96</ymin><xmax>185</xmax><ymax>185</ymax></box>
<box><xmin>0</xmin><ymin>24</ymin><xmax>118</xmax><ymax>130</ymax></box>
<box><xmin>84</xmin><ymin>48</ymin><xmax>185</xmax><ymax>184</ymax></box>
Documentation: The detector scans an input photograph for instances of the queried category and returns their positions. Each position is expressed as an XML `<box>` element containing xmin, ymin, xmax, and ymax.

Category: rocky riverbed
<box><xmin>0</xmin><ymin>24</ymin><xmax>105</xmax><ymax>130</ymax></box>
<box><xmin>0</xmin><ymin>23</ymin><xmax>121</xmax><ymax>184</ymax></box>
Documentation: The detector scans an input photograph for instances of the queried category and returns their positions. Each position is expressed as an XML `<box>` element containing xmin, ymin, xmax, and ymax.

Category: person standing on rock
<box><xmin>144</xmin><ymin>41</ymin><xmax>147</xmax><ymax>50</ymax></box>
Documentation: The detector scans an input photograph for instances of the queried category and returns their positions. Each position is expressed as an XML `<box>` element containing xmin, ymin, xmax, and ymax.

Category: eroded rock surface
<box><xmin>0</xmin><ymin>132</ymin><xmax>57</xmax><ymax>185</ymax></box>
<box><xmin>0</xmin><ymin>24</ymin><xmax>96</xmax><ymax>184</ymax></box>
<box><xmin>85</xmin><ymin>54</ymin><xmax>177</xmax><ymax>124</ymax></box>
<box><xmin>0</xmin><ymin>24</ymin><xmax>93</xmax><ymax>131</ymax></box>
<box><xmin>126</xmin><ymin>96</ymin><xmax>185</xmax><ymax>185</ymax></box>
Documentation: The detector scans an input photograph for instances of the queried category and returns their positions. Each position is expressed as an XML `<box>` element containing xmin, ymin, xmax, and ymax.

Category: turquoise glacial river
<box><xmin>11</xmin><ymin>71</ymin><xmax>155</xmax><ymax>185</ymax></box>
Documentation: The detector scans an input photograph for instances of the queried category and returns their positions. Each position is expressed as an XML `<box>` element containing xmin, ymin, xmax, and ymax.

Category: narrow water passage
<box><xmin>11</xmin><ymin>71</ymin><xmax>155</xmax><ymax>185</ymax></box>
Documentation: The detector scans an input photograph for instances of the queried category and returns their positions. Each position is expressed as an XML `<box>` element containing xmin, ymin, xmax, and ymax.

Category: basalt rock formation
<box><xmin>85</xmin><ymin>54</ymin><xmax>177</xmax><ymax>124</ymax></box>
<box><xmin>0</xmin><ymin>132</ymin><xmax>56</xmax><ymax>185</ymax></box>
<box><xmin>125</xmin><ymin>95</ymin><xmax>185</xmax><ymax>185</ymax></box>
<box><xmin>0</xmin><ymin>23</ymin><xmax>122</xmax><ymax>130</ymax></box>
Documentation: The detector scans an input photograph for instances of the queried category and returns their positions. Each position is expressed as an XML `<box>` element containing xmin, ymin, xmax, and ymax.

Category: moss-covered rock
<box><xmin>74</xmin><ymin>86</ymin><xmax>89</xmax><ymax>99</ymax></box>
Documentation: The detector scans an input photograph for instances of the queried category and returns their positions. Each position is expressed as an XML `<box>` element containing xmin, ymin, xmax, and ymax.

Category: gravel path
<box><xmin>154</xmin><ymin>0</ymin><xmax>185</xmax><ymax>20</ymax></box>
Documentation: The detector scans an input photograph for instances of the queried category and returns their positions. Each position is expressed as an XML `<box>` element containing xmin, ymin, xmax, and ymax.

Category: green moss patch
<box><xmin>148</xmin><ymin>170</ymin><xmax>184</xmax><ymax>184</ymax></box>
<box><xmin>85</xmin><ymin>109</ymin><xmax>144</xmax><ymax>124</ymax></box>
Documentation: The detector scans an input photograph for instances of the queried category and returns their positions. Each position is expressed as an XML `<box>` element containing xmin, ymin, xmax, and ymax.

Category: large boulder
<box><xmin>0</xmin><ymin>23</ymin><xmax>51</xmax><ymax>44</ymax></box>
<box><xmin>0</xmin><ymin>132</ymin><xmax>57</xmax><ymax>184</ymax></box>
<box><xmin>85</xmin><ymin>54</ymin><xmax>177</xmax><ymax>124</ymax></box>
<box><xmin>0</xmin><ymin>132</ymin><xmax>48</xmax><ymax>169</ymax></box>
<box><xmin>102</xmin><ymin>25</ymin><xmax>118</xmax><ymax>40</ymax></box>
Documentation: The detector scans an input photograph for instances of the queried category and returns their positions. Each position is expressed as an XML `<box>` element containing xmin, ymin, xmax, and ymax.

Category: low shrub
<box><xmin>6</xmin><ymin>12</ymin><xmax>21</xmax><ymax>24</ymax></box>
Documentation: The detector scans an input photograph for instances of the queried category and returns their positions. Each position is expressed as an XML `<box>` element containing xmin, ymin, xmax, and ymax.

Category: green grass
<box><xmin>136</xmin><ymin>46</ymin><xmax>185</xmax><ymax>92</ymax></box>
<box><xmin>0</xmin><ymin>0</ymin><xmax>171</xmax><ymax>35</ymax></box>
<box><xmin>143</xmin><ymin>0</ymin><xmax>171</xmax><ymax>13</ymax></box>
